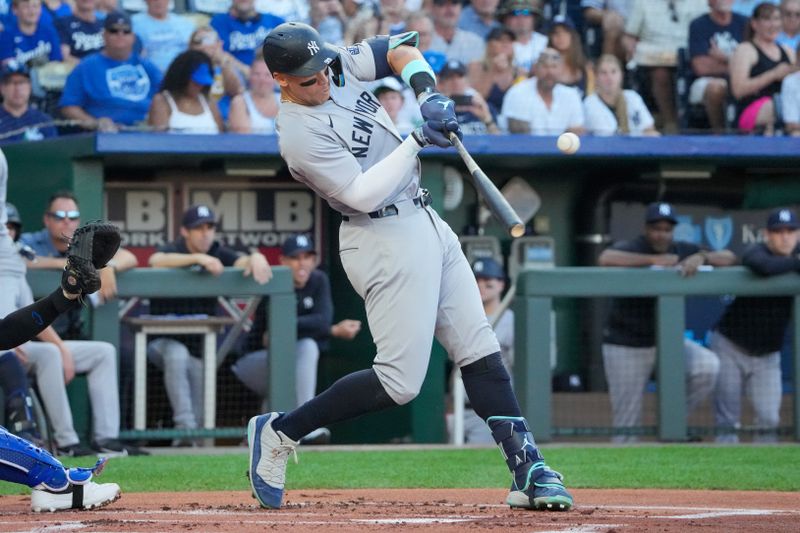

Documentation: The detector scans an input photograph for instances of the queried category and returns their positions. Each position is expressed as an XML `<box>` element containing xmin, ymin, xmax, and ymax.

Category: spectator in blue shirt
<box><xmin>210</xmin><ymin>0</ymin><xmax>284</xmax><ymax>76</ymax></box>
<box><xmin>58</xmin><ymin>11</ymin><xmax>161</xmax><ymax>132</ymax></box>
<box><xmin>459</xmin><ymin>0</ymin><xmax>502</xmax><ymax>39</ymax></box>
<box><xmin>778</xmin><ymin>0</ymin><xmax>800</xmax><ymax>49</ymax></box>
<box><xmin>0</xmin><ymin>61</ymin><xmax>56</xmax><ymax>142</ymax></box>
<box><xmin>132</xmin><ymin>0</ymin><xmax>196</xmax><ymax>75</ymax></box>
<box><xmin>55</xmin><ymin>0</ymin><xmax>104</xmax><ymax>64</ymax></box>
<box><xmin>0</xmin><ymin>0</ymin><xmax>63</xmax><ymax>66</ymax></box>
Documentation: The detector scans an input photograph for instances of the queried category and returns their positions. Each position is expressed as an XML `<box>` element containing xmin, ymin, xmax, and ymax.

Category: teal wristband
<box><xmin>400</xmin><ymin>59</ymin><xmax>436</xmax><ymax>88</ymax></box>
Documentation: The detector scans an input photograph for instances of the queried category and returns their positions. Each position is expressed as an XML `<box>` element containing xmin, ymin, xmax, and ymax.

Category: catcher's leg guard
<box><xmin>0</xmin><ymin>426</ymin><xmax>68</xmax><ymax>490</ymax></box>
<box><xmin>488</xmin><ymin>416</ymin><xmax>573</xmax><ymax>511</ymax></box>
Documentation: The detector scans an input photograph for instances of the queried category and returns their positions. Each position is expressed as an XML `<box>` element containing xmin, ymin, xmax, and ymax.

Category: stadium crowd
<box><xmin>0</xmin><ymin>0</ymin><xmax>797</xmax><ymax>141</ymax></box>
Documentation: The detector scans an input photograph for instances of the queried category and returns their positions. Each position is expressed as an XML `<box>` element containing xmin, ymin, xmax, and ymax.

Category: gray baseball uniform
<box><xmin>277</xmin><ymin>40</ymin><xmax>500</xmax><ymax>405</ymax></box>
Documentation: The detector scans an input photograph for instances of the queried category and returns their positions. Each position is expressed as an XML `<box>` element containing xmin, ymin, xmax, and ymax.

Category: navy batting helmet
<box><xmin>262</xmin><ymin>22</ymin><xmax>340</xmax><ymax>78</ymax></box>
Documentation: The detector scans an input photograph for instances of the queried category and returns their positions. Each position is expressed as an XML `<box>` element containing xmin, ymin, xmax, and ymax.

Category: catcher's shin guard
<box><xmin>488</xmin><ymin>416</ymin><xmax>573</xmax><ymax>511</ymax></box>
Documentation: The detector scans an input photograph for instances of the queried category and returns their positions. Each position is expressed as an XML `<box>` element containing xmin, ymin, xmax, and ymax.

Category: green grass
<box><xmin>2</xmin><ymin>446</ymin><xmax>798</xmax><ymax>496</ymax></box>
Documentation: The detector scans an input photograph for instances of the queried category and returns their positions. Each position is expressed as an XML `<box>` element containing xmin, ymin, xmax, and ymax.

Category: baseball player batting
<box><xmin>247</xmin><ymin>22</ymin><xmax>573</xmax><ymax>512</ymax></box>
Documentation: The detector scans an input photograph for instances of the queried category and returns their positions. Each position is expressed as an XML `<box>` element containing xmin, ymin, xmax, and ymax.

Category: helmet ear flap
<box><xmin>329</xmin><ymin>55</ymin><xmax>345</xmax><ymax>87</ymax></box>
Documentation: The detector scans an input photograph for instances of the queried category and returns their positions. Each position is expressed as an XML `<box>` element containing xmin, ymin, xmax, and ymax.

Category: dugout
<box><xmin>4</xmin><ymin>133</ymin><xmax>800</xmax><ymax>443</ymax></box>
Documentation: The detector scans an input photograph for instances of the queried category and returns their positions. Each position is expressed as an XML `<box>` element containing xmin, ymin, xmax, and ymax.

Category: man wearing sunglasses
<box><xmin>18</xmin><ymin>190</ymin><xmax>146</xmax><ymax>456</ymax></box>
<box><xmin>59</xmin><ymin>11</ymin><xmax>162</xmax><ymax>133</ymax></box>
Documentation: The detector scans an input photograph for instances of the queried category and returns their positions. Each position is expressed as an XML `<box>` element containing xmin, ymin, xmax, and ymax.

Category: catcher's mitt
<box><xmin>61</xmin><ymin>221</ymin><xmax>122</xmax><ymax>295</ymax></box>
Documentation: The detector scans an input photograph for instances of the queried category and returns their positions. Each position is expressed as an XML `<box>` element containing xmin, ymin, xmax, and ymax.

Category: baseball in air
<box><xmin>557</xmin><ymin>132</ymin><xmax>580</xmax><ymax>155</ymax></box>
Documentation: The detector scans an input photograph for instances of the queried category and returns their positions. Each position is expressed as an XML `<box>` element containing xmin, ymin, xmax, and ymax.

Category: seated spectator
<box><xmin>712</xmin><ymin>208</ymin><xmax>798</xmax><ymax>442</ymax></box>
<box><xmin>501</xmin><ymin>47</ymin><xmax>585</xmax><ymax>134</ymax></box>
<box><xmin>437</xmin><ymin>59</ymin><xmax>501</xmax><ymax>134</ymax></box>
<box><xmin>468</xmin><ymin>26</ymin><xmax>521</xmax><ymax>116</ymax></box>
<box><xmin>584</xmin><ymin>53</ymin><xmax>658</xmax><ymax>135</ymax></box>
<box><xmin>131</xmin><ymin>0</ymin><xmax>196</xmax><ymax>75</ymax></box>
<box><xmin>232</xmin><ymin>234</ymin><xmax>360</xmax><ymax>445</ymax></box>
<box><xmin>688</xmin><ymin>0</ymin><xmax>748</xmax><ymax>132</ymax></box>
<box><xmin>18</xmin><ymin>190</ymin><xmax>145</xmax><ymax>456</ymax></box>
<box><xmin>55</xmin><ymin>0</ymin><xmax>105</xmax><ymax>65</ymax></box>
<box><xmin>0</xmin><ymin>0</ymin><xmax>63</xmax><ymax>66</ymax></box>
<box><xmin>309</xmin><ymin>0</ymin><xmax>346</xmax><ymax>45</ymax></box>
<box><xmin>210</xmin><ymin>0</ymin><xmax>284</xmax><ymax>78</ymax></box>
<box><xmin>623</xmin><ymin>0</ymin><xmax>707</xmax><ymax>133</ymax></box>
<box><xmin>228</xmin><ymin>51</ymin><xmax>279</xmax><ymax>134</ymax></box>
<box><xmin>498</xmin><ymin>0</ymin><xmax>548</xmax><ymax>74</ymax></box>
<box><xmin>0</xmin><ymin>61</ymin><xmax>57</xmax><ymax>142</ymax></box>
<box><xmin>147</xmin><ymin>50</ymin><xmax>223</xmax><ymax>134</ymax></box>
<box><xmin>547</xmin><ymin>14</ymin><xmax>594</xmax><ymax>96</ymax></box>
<box><xmin>781</xmin><ymin>56</ymin><xmax>800</xmax><ymax>134</ymax></box>
<box><xmin>58</xmin><ymin>11</ymin><xmax>162</xmax><ymax>132</ymax></box>
<box><xmin>188</xmin><ymin>26</ymin><xmax>244</xmax><ymax>105</ymax></box>
<box><xmin>581</xmin><ymin>0</ymin><xmax>634</xmax><ymax>60</ymax></box>
<box><xmin>371</xmin><ymin>76</ymin><xmax>415</xmax><ymax>135</ymax></box>
<box><xmin>777</xmin><ymin>0</ymin><xmax>800</xmax><ymax>49</ymax></box>
<box><xmin>147</xmin><ymin>204</ymin><xmax>271</xmax><ymax>443</ymax></box>
<box><xmin>429</xmin><ymin>0</ymin><xmax>485</xmax><ymax>67</ymax></box>
<box><xmin>344</xmin><ymin>4</ymin><xmax>379</xmax><ymax>44</ymax></box>
<box><xmin>459</xmin><ymin>0</ymin><xmax>502</xmax><ymax>39</ymax></box>
<box><xmin>733</xmin><ymin>0</ymin><xmax>779</xmax><ymax>16</ymax></box>
<box><xmin>730</xmin><ymin>2</ymin><xmax>797</xmax><ymax>134</ymax></box>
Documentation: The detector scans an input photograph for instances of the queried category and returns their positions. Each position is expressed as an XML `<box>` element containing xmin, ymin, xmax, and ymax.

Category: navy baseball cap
<box><xmin>182</xmin><ymin>204</ymin><xmax>216</xmax><ymax>228</ymax></box>
<box><xmin>767</xmin><ymin>208</ymin><xmax>800</xmax><ymax>230</ymax></box>
<box><xmin>546</xmin><ymin>14</ymin><xmax>577</xmax><ymax>33</ymax></box>
<box><xmin>0</xmin><ymin>60</ymin><xmax>30</xmax><ymax>81</ymax></box>
<box><xmin>472</xmin><ymin>257</ymin><xmax>505</xmax><ymax>280</ymax></box>
<box><xmin>645</xmin><ymin>202</ymin><xmax>678</xmax><ymax>225</ymax></box>
<box><xmin>281</xmin><ymin>234</ymin><xmax>315</xmax><ymax>257</ymax></box>
<box><xmin>440</xmin><ymin>59</ymin><xmax>467</xmax><ymax>78</ymax></box>
<box><xmin>104</xmin><ymin>10</ymin><xmax>132</xmax><ymax>31</ymax></box>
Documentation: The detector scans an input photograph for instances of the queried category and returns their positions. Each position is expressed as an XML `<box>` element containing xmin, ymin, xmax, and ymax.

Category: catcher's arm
<box><xmin>0</xmin><ymin>289</ymin><xmax>79</xmax><ymax>350</ymax></box>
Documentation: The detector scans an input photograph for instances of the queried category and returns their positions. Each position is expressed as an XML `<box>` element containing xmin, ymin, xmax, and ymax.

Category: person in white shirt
<box><xmin>782</xmin><ymin>68</ymin><xmax>800</xmax><ymax>135</ymax></box>
<box><xmin>498</xmin><ymin>0</ymin><xmax>548</xmax><ymax>74</ymax></box>
<box><xmin>584</xmin><ymin>54</ymin><xmax>659</xmax><ymax>135</ymax></box>
<box><xmin>501</xmin><ymin>47</ymin><xmax>585</xmax><ymax>135</ymax></box>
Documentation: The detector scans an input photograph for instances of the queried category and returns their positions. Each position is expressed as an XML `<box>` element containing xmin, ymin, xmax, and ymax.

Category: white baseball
<box><xmin>557</xmin><ymin>132</ymin><xmax>580</xmax><ymax>155</ymax></box>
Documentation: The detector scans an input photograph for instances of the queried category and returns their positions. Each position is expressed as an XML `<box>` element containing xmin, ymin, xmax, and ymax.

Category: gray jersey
<box><xmin>276</xmin><ymin>39</ymin><xmax>421</xmax><ymax>216</ymax></box>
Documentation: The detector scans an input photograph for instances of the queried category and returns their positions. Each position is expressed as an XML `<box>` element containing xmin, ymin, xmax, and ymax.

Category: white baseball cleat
<box><xmin>31</xmin><ymin>481</ymin><xmax>121</xmax><ymax>512</ymax></box>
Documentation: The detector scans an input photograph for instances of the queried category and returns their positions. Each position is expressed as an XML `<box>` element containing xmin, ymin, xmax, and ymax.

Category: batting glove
<box><xmin>418</xmin><ymin>92</ymin><xmax>463</xmax><ymax>148</ymax></box>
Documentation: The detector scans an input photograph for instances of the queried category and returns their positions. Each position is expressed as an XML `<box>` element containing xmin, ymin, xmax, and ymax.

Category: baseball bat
<box><xmin>449</xmin><ymin>133</ymin><xmax>525</xmax><ymax>238</ymax></box>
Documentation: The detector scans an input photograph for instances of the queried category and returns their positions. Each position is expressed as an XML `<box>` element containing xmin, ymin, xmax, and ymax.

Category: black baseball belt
<box><xmin>342</xmin><ymin>189</ymin><xmax>431</xmax><ymax>221</ymax></box>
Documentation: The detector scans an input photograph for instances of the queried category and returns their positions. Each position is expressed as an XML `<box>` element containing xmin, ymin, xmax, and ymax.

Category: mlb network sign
<box><xmin>610</xmin><ymin>202</ymin><xmax>797</xmax><ymax>255</ymax></box>
<box><xmin>105</xmin><ymin>183</ymin><xmax>319</xmax><ymax>260</ymax></box>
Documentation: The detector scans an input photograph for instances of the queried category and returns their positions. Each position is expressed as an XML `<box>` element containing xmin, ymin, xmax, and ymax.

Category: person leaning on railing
<box><xmin>597</xmin><ymin>201</ymin><xmax>736</xmax><ymax>443</ymax></box>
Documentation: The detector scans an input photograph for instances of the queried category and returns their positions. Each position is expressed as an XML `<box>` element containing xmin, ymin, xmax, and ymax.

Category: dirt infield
<box><xmin>2</xmin><ymin>488</ymin><xmax>799</xmax><ymax>532</ymax></box>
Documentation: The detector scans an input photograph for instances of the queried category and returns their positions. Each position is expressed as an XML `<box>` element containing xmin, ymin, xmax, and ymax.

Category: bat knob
<box><xmin>510</xmin><ymin>224</ymin><xmax>525</xmax><ymax>238</ymax></box>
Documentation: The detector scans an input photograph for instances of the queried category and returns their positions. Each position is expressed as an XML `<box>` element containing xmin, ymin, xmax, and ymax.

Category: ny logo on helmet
<box><xmin>307</xmin><ymin>41</ymin><xmax>320</xmax><ymax>55</ymax></box>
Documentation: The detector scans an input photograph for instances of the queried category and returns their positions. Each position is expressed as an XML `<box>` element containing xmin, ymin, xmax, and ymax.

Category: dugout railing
<box><xmin>27</xmin><ymin>267</ymin><xmax>295</xmax><ymax>442</ymax></box>
<box><xmin>516</xmin><ymin>266</ymin><xmax>800</xmax><ymax>442</ymax></box>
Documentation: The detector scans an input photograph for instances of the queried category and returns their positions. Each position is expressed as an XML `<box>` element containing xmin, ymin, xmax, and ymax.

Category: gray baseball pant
<box><xmin>18</xmin><ymin>339</ymin><xmax>120</xmax><ymax>446</ymax></box>
<box><xmin>602</xmin><ymin>339</ymin><xmax>720</xmax><ymax>443</ymax></box>
<box><xmin>232</xmin><ymin>337</ymin><xmax>320</xmax><ymax>407</ymax></box>
<box><xmin>339</xmin><ymin>202</ymin><xmax>500</xmax><ymax>405</ymax></box>
<box><xmin>146</xmin><ymin>338</ymin><xmax>203</xmax><ymax>430</ymax></box>
<box><xmin>710</xmin><ymin>332</ymin><xmax>782</xmax><ymax>443</ymax></box>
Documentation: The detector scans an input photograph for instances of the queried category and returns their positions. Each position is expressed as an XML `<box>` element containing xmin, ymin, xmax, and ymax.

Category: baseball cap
<box><xmin>439</xmin><ymin>59</ymin><xmax>467</xmax><ymax>78</ymax></box>
<box><xmin>104</xmin><ymin>10</ymin><xmax>132</xmax><ymax>32</ymax></box>
<box><xmin>486</xmin><ymin>26</ymin><xmax>516</xmax><ymax>42</ymax></box>
<box><xmin>182</xmin><ymin>204</ymin><xmax>216</xmax><ymax>228</ymax></box>
<box><xmin>422</xmin><ymin>50</ymin><xmax>447</xmax><ymax>74</ymax></box>
<box><xmin>766</xmin><ymin>208</ymin><xmax>800</xmax><ymax>230</ymax></box>
<box><xmin>373</xmin><ymin>76</ymin><xmax>404</xmax><ymax>97</ymax></box>
<box><xmin>472</xmin><ymin>257</ymin><xmax>505</xmax><ymax>280</ymax></box>
<box><xmin>5</xmin><ymin>202</ymin><xmax>21</xmax><ymax>226</ymax></box>
<box><xmin>546</xmin><ymin>14</ymin><xmax>577</xmax><ymax>33</ymax></box>
<box><xmin>645</xmin><ymin>202</ymin><xmax>678</xmax><ymax>225</ymax></box>
<box><xmin>0</xmin><ymin>60</ymin><xmax>30</xmax><ymax>82</ymax></box>
<box><xmin>191</xmin><ymin>63</ymin><xmax>214</xmax><ymax>87</ymax></box>
<box><xmin>281</xmin><ymin>234</ymin><xmax>316</xmax><ymax>257</ymax></box>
